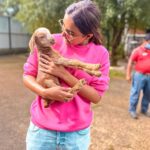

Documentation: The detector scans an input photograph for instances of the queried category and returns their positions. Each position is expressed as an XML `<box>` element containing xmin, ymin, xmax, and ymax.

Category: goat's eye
<box><xmin>39</xmin><ymin>35</ymin><xmax>45</xmax><ymax>39</ymax></box>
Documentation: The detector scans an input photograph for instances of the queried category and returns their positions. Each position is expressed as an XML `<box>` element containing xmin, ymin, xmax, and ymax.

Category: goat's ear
<box><xmin>29</xmin><ymin>32</ymin><xmax>36</xmax><ymax>53</ymax></box>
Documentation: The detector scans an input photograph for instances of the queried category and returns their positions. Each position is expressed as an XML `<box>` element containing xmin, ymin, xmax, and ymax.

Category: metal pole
<box><xmin>8</xmin><ymin>16</ymin><xmax>12</xmax><ymax>51</ymax></box>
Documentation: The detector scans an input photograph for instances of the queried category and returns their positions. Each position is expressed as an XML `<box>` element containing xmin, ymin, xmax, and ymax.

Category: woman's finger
<box><xmin>39</xmin><ymin>68</ymin><xmax>47</xmax><ymax>73</ymax></box>
<box><xmin>39</xmin><ymin>68</ymin><xmax>51</xmax><ymax>74</ymax></box>
<box><xmin>61</xmin><ymin>87</ymin><xmax>72</xmax><ymax>92</ymax></box>
<box><xmin>39</xmin><ymin>57</ymin><xmax>49</xmax><ymax>65</ymax></box>
<box><xmin>62</xmin><ymin>90</ymin><xmax>74</xmax><ymax>99</ymax></box>
<box><xmin>40</xmin><ymin>57</ymin><xmax>56</xmax><ymax>69</ymax></box>
<box><xmin>40</xmin><ymin>54</ymin><xmax>53</xmax><ymax>62</ymax></box>
<box><xmin>39</xmin><ymin>62</ymin><xmax>49</xmax><ymax>69</ymax></box>
<box><xmin>63</xmin><ymin>96</ymin><xmax>73</xmax><ymax>102</ymax></box>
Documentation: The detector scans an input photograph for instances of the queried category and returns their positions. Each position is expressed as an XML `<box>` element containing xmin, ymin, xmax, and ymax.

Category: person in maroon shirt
<box><xmin>126</xmin><ymin>33</ymin><xmax>150</xmax><ymax>119</ymax></box>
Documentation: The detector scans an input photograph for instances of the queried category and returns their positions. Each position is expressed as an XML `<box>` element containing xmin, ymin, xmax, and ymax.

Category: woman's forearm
<box><xmin>23</xmin><ymin>75</ymin><xmax>45</xmax><ymax>96</ymax></box>
<box><xmin>23</xmin><ymin>75</ymin><xmax>74</xmax><ymax>101</ymax></box>
<box><xmin>61</xmin><ymin>71</ymin><xmax>101</xmax><ymax>104</ymax></box>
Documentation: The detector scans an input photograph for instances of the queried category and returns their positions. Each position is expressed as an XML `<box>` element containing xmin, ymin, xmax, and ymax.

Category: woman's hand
<box><xmin>39</xmin><ymin>54</ymin><xmax>68</xmax><ymax>79</ymax></box>
<box><xmin>42</xmin><ymin>86</ymin><xmax>74</xmax><ymax>102</ymax></box>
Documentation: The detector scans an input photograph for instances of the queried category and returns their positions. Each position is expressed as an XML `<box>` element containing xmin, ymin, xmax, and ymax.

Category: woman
<box><xmin>23</xmin><ymin>0</ymin><xmax>110</xmax><ymax>149</ymax></box>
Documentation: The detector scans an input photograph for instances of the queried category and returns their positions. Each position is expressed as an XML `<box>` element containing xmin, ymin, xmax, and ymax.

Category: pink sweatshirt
<box><xmin>24</xmin><ymin>34</ymin><xmax>110</xmax><ymax>132</ymax></box>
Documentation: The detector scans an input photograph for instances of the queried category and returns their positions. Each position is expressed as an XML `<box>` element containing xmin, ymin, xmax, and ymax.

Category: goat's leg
<box><xmin>80</xmin><ymin>68</ymin><xmax>101</xmax><ymax>76</ymax></box>
<box><xmin>68</xmin><ymin>79</ymin><xmax>86</xmax><ymax>94</ymax></box>
<box><xmin>37</xmin><ymin>72</ymin><xmax>60</xmax><ymax>108</ymax></box>
<box><xmin>54</xmin><ymin>57</ymin><xmax>100</xmax><ymax>71</ymax></box>
<box><xmin>43</xmin><ymin>98</ymin><xmax>53</xmax><ymax>108</ymax></box>
<box><xmin>42</xmin><ymin>78</ymin><xmax>60</xmax><ymax>108</ymax></box>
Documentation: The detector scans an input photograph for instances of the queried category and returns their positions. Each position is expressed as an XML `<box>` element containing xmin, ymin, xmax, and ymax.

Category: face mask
<box><xmin>145</xmin><ymin>43</ymin><xmax>150</xmax><ymax>50</ymax></box>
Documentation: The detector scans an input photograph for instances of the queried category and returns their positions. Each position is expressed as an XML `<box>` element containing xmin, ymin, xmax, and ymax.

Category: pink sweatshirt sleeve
<box><xmin>74</xmin><ymin>50</ymin><xmax>110</xmax><ymax>96</ymax></box>
<box><xmin>23</xmin><ymin>48</ymin><xmax>38</xmax><ymax>77</ymax></box>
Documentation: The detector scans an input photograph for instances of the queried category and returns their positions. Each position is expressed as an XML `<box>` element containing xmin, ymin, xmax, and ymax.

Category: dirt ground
<box><xmin>0</xmin><ymin>54</ymin><xmax>150</xmax><ymax>150</ymax></box>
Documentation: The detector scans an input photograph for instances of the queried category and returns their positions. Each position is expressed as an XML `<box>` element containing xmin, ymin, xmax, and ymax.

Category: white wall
<box><xmin>0</xmin><ymin>16</ymin><xmax>30</xmax><ymax>53</ymax></box>
<box><xmin>124</xmin><ymin>34</ymin><xmax>145</xmax><ymax>56</ymax></box>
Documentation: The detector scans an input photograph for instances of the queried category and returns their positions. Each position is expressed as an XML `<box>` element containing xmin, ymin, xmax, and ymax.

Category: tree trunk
<box><xmin>110</xmin><ymin>12</ymin><xmax>126</xmax><ymax>66</ymax></box>
<box><xmin>111</xmin><ymin>27</ymin><xmax>124</xmax><ymax>66</ymax></box>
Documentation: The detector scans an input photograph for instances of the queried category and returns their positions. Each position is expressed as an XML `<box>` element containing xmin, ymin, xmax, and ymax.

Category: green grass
<box><xmin>109</xmin><ymin>69</ymin><xmax>125</xmax><ymax>79</ymax></box>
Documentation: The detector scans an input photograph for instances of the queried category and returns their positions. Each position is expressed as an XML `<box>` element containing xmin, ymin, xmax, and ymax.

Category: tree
<box><xmin>96</xmin><ymin>0</ymin><xmax>150</xmax><ymax>65</ymax></box>
<box><xmin>3</xmin><ymin>0</ymin><xmax>150</xmax><ymax>65</ymax></box>
<box><xmin>3</xmin><ymin>0</ymin><xmax>74</xmax><ymax>33</ymax></box>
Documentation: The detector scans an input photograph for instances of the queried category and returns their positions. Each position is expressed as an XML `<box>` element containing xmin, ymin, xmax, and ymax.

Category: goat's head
<box><xmin>29</xmin><ymin>27</ymin><xmax>55</xmax><ymax>53</ymax></box>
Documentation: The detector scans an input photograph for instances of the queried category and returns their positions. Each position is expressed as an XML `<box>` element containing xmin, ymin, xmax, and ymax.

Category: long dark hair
<box><xmin>65</xmin><ymin>0</ymin><xmax>103</xmax><ymax>45</ymax></box>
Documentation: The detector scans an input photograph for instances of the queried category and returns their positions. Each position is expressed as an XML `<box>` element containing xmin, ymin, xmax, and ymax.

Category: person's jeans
<box><xmin>129</xmin><ymin>72</ymin><xmax>150</xmax><ymax>113</ymax></box>
<box><xmin>26</xmin><ymin>121</ymin><xmax>90</xmax><ymax>150</ymax></box>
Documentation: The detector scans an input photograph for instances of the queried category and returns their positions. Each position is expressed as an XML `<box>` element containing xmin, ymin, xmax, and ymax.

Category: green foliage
<box><xmin>2</xmin><ymin>0</ymin><xmax>150</xmax><ymax>65</ymax></box>
<box><xmin>96</xmin><ymin>0</ymin><xmax>150</xmax><ymax>65</ymax></box>
<box><xmin>97</xmin><ymin>0</ymin><xmax>150</xmax><ymax>30</ymax></box>
<box><xmin>3</xmin><ymin>0</ymin><xmax>74</xmax><ymax>33</ymax></box>
<box><xmin>4</xmin><ymin>0</ymin><xmax>150</xmax><ymax>33</ymax></box>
